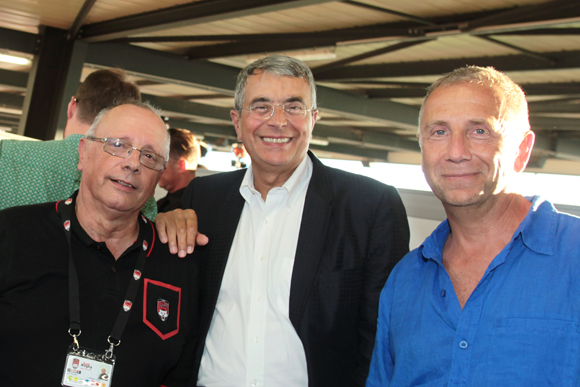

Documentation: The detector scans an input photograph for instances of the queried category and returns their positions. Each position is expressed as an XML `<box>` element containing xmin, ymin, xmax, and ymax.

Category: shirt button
<box><xmin>440</xmin><ymin>289</ymin><xmax>446</xmax><ymax>297</ymax></box>
<box><xmin>252</xmin><ymin>380</ymin><xmax>258</xmax><ymax>386</ymax></box>
<box><xmin>259</xmin><ymin>255</ymin><xmax>264</xmax><ymax>261</ymax></box>
<box><xmin>111</xmin><ymin>267</ymin><xmax>116</xmax><ymax>273</ymax></box>
<box><xmin>459</xmin><ymin>340</ymin><xmax>468</xmax><ymax>349</ymax></box>
<box><xmin>257</xmin><ymin>295</ymin><xmax>262</xmax><ymax>302</ymax></box>
<box><xmin>264</xmin><ymin>218</ymin><xmax>269</xmax><ymax>224</ymax></box>
<box><xmin>254</xmin><ymin>336</ymin><xmax>259</xmax><ymax>343</ymax></box>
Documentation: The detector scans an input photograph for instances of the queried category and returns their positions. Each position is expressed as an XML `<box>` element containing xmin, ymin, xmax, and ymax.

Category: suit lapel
<box><xmin>289</xmin><ymin>151</ymin><xmax>333</xmax><ymax>330</ymax></box>
<box><xmin>201</xmin><ymin>172</ymin><xmax>246</xmax><ymax>334</ymax></box>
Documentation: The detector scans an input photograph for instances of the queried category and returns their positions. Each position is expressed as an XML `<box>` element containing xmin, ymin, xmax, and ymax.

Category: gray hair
<box><xmin>234</xmin><ymin>55</ymin><xmax>317</xmax><ymax>112</ymax></box>
<box><xmin>418</xmin><ymin>66</ymin><xmax>530</xmax><ymax>137</ymax></box>
<box><xmin>86</xmin><ymin>101</ymin><xmax>170</xmax><ymax>159</ymax></box>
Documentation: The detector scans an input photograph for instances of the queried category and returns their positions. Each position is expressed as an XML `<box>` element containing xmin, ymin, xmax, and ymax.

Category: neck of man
<box><xmin>252</xmin><ymin>164</ymin><xmax>299</xmax><ymax>201</ymax></box>
<box><xmin>75</xmin><ymin>190</ymin><xmax>140</xmax><ymax>260</ymax></box>
<box><xmin>63</xmin><ymin>118</ymin><xmax>91</xmax><ymax>138</ymax></box>
<box><xmin>444</xmin><ymin>192</ymin><xmax>531</xmax><ymax>262</ymax></box>
<box><xmin>170</xmin><ymin>170</ymin><xmax>196</xmax><ymax>193</ymax></box>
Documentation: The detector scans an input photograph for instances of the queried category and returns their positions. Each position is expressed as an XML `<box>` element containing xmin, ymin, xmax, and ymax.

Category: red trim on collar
<box><xmin>147</xmin><ymin>220</ymin><xmax>156</xmax><ymax>257</ymax></box>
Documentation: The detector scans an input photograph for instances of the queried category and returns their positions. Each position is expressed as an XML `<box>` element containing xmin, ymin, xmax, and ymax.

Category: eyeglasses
<box><xmin>87</xmin><ymin>137</ymin><xmax>167</xmax><ymax>171</ymax></box>
<box><xmin>244</xmin><ymin>102</ymin><xmax>315</xmax><ymax>119</ymax></box>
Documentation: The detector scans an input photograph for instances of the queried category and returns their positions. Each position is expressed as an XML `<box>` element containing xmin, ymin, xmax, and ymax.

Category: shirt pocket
<box><xmin>483</xmin><ymin>317</ymin><xmax>580</xmax><ymax>386</ymax></box>
<box><xmin>143</xmin><ymin>278</ymin><xmax>182</xmax><ymax>340</ymax></box>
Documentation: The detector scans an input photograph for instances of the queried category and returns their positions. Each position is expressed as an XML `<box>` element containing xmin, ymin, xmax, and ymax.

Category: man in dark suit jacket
<box><xmin>157</xmin><ymin>55</ymin><xmax>409</xmax><ymax>386</ymax></box>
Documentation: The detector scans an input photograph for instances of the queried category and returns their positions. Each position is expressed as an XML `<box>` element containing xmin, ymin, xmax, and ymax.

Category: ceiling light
<box><xmin>0</xmin><ymin>54</ymin><xmax>30</xmax><ymax>65</ymax></box>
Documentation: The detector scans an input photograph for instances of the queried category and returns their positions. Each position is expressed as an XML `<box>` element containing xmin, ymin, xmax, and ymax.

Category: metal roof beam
<box><xmin>364</xmin><ymin>82</ymin><xmax>580</xmax><ymax>99</ymax></box>
<box><xmin>494</xmin><ymin>28</ymin><xmax>580</xmax><ymax>36</ymax></box>
<box><xmin>312</xmin><ymin>39</ymin><xmax>434</xmax><ymax>74</ymax></box>
<box><xmin>79</xmin><ymin>0</ymin><xmax>335</xmax><ymax>42</ymax></box>
<box><xmin>314</xmin><ymin>50</ymin><xmax>580</xmax><ymax>80</ymax></box>
<box><xmin>530</xmin><ymin>116</ymin><xmax>580</xmax><ymax>131</ymax></box>
<box><xmin>342</xmin><ymin>1</ymin><xmax>435</xmax><ymax>26</ymax></box>
<box><xmin>68</xmin><ymin>0</ymin><xmax>97</xmax><ymax>40</ymax></box>
<box><xmin>0</xmin><ymin>92</ymin><xmax>24</xmax><ymax>109</ymax></box>
<box><xmin>142</xmin><ymin>93</ymin><xmax>232</xmax><ymax>124</ymax></box>
<box><xmin>86</xmin><ymin>43</ymin><xmax>420</xmax><ymax>129</ymax></box>
<box><xmin>0</xmin><ymin>26</ymin><xmax>37</xmax><ymax>55</ymax></box>
<box><xmin>0</xmin><ymin>68</ymin><xmax>28</xmax><ymax>90</ymax></box>
<box><xmin>465</xmin><ymin>0</ymin><xmax>580</xmax><ymax>30</ymax></box>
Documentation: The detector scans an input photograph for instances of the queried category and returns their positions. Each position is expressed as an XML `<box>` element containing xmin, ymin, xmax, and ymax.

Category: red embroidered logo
<box><xmin>157</xmin><ymin>299</ymin><xmax>169</xmax><ymax>321</ymax></box>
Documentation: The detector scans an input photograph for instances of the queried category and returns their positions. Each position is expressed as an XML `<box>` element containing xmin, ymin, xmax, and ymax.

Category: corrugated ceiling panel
<box><xmin>357</xmin><ymin>0</ymin><xmax>549</xmax><ymax>18</ymax></box>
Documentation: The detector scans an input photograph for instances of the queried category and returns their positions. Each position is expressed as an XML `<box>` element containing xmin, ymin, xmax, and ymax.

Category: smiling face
<box><xmin>78</xmin><ymin>104</ymin><xmax>168</xmax><ymax>214</ymax></box>
<box><xmin>231</xmin><ymin>71</ymin><xmax>317</xmax><ymax>179</ymax></box>
<box><xmin>419</xmin><ymin>82</ymin><xmax>531</xmax><ymax>209</ymax></box>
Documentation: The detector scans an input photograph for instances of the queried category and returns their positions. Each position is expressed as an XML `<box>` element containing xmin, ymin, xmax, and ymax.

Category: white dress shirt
<box><xmin>198</xmin><ymin>156</ymin><xmax>313</xmax><ymax>387</ymax></box>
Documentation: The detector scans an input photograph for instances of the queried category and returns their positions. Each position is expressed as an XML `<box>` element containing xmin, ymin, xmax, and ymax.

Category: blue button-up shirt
<box><xmin>367</xmin><ymin>196</ymin><xmax>580</xmax><ymax>387</ymax></box>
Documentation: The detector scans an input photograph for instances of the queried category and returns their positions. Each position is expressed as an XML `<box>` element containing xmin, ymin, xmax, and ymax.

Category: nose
<box><xmin>267</xmin><ymin>105</ymin><xmax>287</xmax><ymax>127</ymax></box>
<box><xmin>446</xmin><ymin>132</ymin><xmax>471</xmax><ymax>163</ymax></box>
<box><xmin>122</xmin><ymin>148</ymin><xmax>142</xmax><ymax>172</ymax></box>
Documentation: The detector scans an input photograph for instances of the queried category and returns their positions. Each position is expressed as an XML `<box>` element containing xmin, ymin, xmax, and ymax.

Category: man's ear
<box><xmin>231</xmin><ymin>110</ymin><xmax>242</xmax><ymax>142</ymax></box>
<box><xmin>177</xmin><ymin>158</ymin><xmax>187</xmax><ymax>172</ymax></box>
<box><xmin>514</xmin><ymin>131</ymin><xmax>535</xmax><ymax>173</ymax></box>
<box><xmin>67</xmin><ymin>96</ymin><xmax>77</xmax><ymax>120</ymax></box>
<box><xmin>77</xmin><ymin>137</ymin><xmax>88</xmax><ymax>172</ymax></box>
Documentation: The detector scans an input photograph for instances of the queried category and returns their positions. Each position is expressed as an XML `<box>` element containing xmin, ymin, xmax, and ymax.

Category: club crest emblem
<box><xmin>72</xmin><ymin>358</ymin><xmax>79</xmax><ymax>369</ymax></box>
<box><xmin>123</xmin><ymin>300</ymin><xmax>132</xmax><ymax>312</ymax></box>
<box><xmin>141</xmin><ymin>215</ymin><xmax>148</xmax><ymax>224</ymax></box>
<box><xmin>157</xmin><ymin>299</ymin><xmax>169</xmax><ymax>321</ymax></box>
<box><xmin>142</xmin><ymin>240</ymin><xmax>148</xmax><ymax>251</ymax></box>
<box><xmin>133</xmin><ymin>270</ymin><xmax>142</xmax><ymax>280</ymax></box>
<box><xmin>64</xmin><ymin>220</ymin><xmax>71</xmax><ymax>231</ymax></box>
<box><xmin>65</xmin><ymin>198</ymin><xmax>73</xmax><ymax>205</ymax></box>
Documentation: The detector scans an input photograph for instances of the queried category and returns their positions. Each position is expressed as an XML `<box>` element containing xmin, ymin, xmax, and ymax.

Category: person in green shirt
<box><xmin>0</xmin><ymin>68</ymin><xmax>158</xmax><ymax>219</ymax></box>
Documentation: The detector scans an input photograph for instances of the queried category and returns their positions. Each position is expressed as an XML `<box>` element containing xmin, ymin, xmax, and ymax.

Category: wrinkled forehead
<box><xmin>246</xmin><ymin>72</ymin><xmax>312</xmax><ymax>101</ymax></box>
<box><xmin>96</xmin><ymin>105</ymin><xmax>168</xmax><ymax>152</ymax></box>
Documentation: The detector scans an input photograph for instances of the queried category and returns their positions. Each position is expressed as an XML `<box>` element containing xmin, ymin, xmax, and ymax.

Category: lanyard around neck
<box><xmin>57</xmin><ymin>196</ymin><xmax>148</xmax><ymax>357</ymax></box>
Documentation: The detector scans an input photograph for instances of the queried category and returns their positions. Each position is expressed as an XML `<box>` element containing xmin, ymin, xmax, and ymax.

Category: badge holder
<box><xmin>58</xmin><ymin>196</ymin><xmax>146</xmax><ymax>387</ymax></box>
<box><xmin>62</xmin><ymin>342</ymin><xmax>116</xmax><ymax>387</ymax></box>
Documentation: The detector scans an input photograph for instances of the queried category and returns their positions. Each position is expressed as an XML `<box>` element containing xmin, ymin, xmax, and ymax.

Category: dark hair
<box><xmin>234</xmin><ymin>55</ymin><xmax>317</xmax><ymax>112</ymax></box>
<box><xmin>75</xmin><ymin>68</ymin><xmax>141</xmax><ymax>125</ymax></box>
<box><xmin>168</xmin><ymin>128</ymin><xmax>201</xmax><ymax>168</ymax></box>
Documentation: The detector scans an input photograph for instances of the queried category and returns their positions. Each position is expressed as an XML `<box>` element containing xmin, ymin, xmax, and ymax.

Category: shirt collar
<box><xmin>239</xmin><ymin>155</ymin><xmax>313</xmax><ymax>209</ymax></box>
<box><xmin>519</xmin><ymin>196</ymin><xmax>557</xmax><ymax>256</ymax></box>
<box><xmin>61</xmin><ymin>191</ymin><xmax>153</xmax><ymax>259</ymax></box>
<box><xmin>421</xmin><ymin>195</ymin><xmax>557</xmax><ymax>263</ymax></box>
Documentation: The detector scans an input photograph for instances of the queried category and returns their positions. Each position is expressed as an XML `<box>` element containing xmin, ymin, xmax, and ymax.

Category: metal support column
<box><xmin>18</xmin><ymin>26</ymin><xmax>87</xmax><ymax>140</ymax></box>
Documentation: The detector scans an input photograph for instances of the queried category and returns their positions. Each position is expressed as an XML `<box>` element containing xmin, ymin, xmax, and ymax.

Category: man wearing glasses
<box><xmin>157</xmin><ymin>55</ymin><xmax>410</xmax><ymax>386</ymax></box>
<box><xmin>0</xmin><ymin>102</ymin><xmax>198</xmax><ymax>386</ymax></box>
<box><xmin>0</xmin><ymin>68</ymin><xmax>158</xmax><ymax>220</ymax></box>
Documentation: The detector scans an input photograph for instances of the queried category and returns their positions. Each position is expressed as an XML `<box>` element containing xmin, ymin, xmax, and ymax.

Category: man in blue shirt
<box><xmin>367</xmin><ymin>66</ymin><xmax>580</xmax><ymax>387</ymax></box>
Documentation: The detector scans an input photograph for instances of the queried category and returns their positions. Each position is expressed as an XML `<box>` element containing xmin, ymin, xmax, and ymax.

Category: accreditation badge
<box><xmin>62</xmin><ymin>346</ymin><xmax>115</xmax><ymax>387</ymax></box>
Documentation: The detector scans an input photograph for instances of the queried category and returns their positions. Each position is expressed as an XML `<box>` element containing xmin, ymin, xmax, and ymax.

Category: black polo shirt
<box><xmin>0</xmin><ymin>198</ymin><xmax>199</xmax><ymax>387</ymax></box>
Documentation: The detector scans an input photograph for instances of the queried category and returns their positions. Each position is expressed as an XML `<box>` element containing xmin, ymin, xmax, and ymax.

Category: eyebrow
<box><xmin>116</xmin><ymin>136</ymin><xmax>161</xmax><ymax>153</ymax></box>
<box><xmin>248</xmin><ymin>96</ymin><xmax>307</xmax><ymax>105</ymax></box>
<box><xmin>423</xmin><ymin>118</ymin><xmax>492</xmax><ymax>128</ymax></box>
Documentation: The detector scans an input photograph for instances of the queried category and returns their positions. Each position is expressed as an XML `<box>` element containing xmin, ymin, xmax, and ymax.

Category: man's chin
<box><xmin>434</xmin><ymin>190</ymin><xmax>483</xmax><ymax>208</ymax></box>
